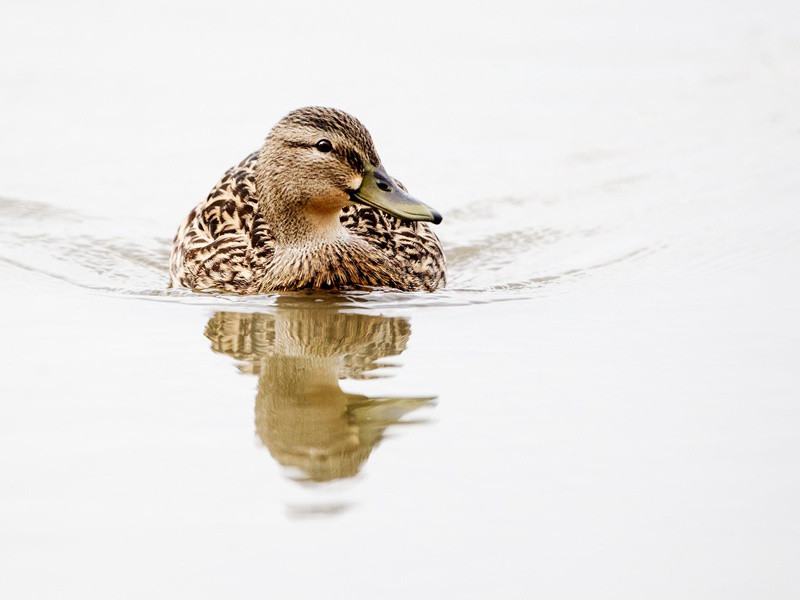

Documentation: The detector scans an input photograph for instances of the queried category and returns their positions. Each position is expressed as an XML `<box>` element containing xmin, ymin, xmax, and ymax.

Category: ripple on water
<box><xmin>0</xmin><ymin>194</ymin><xmax>662</xmax><ymax>308</ymax></box>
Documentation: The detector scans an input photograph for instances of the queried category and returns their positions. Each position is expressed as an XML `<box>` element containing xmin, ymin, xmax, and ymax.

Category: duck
<box><xmin>169</xmin><ymin>106</ymin><xmax>446</xmax><ymax>293</ymax></box>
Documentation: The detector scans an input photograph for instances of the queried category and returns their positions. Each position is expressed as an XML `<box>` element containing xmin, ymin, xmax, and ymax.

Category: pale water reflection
<box><xmin>204</xmin><ymin>301</ymin><xmax>434</xmax><ymax>484</ymax></box>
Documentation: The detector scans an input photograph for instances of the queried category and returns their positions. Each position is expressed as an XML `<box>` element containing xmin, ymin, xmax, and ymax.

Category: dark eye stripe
<box><xmin>281</xmin><ymin>139</ymin><xmax>364</xmax><ymax>172</ymax></box>
<box><xmin>282</xmin><ymin>140</ymin><xmax>313</xmax><ymax>149</ymax></box>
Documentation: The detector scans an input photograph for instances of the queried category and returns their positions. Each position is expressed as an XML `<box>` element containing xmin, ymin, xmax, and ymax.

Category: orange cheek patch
<box><xmin>308</xmin><ymin>189</ymin><xmax>351</xmax><ymax>214</ymax></box>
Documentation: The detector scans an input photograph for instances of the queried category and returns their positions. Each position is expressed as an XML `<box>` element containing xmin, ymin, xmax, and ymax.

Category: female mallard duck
<box><xmin>169</xmin><ymin>107</ymin><xmax>445</xmax><ymax>293</ymax></box>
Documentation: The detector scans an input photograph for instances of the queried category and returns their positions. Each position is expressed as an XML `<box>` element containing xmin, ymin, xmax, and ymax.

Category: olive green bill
<box><xmin>350</xmin><ymin>164</ymin><xmax>442</xmax><ymax>224</ymax></box>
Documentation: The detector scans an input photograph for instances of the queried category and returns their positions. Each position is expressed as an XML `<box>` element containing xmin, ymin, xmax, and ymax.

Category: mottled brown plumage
<box><xmin>169</xmin><ymin>107</ymin><xmax>445</xmax><ymax>293</ymax></box>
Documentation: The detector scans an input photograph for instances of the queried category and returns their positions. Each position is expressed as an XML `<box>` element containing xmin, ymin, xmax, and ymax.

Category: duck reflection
<box><xmin>204</xmin><ymin>299</ymin><xmax>434</xmax><ymax>482</ymax></box>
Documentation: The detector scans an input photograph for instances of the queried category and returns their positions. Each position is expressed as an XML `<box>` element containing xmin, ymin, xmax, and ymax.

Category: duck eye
<box><xmin>315</xmin><ymin>139</ymin><xmax>333</xmax><ymax>153</ymax></box>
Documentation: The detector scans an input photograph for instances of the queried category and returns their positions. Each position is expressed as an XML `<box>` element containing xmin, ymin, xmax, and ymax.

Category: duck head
<box><xmin>256</xmin><ymin>107</ymin><xmax>441</xmax><ymax>243</ymax></box>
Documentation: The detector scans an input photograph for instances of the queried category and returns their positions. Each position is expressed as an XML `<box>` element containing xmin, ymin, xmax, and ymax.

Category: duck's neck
<box><xmin>255</xmin><ymin>158</ymin><xmax>348</xmax><ymax>246</ymax></box>
<box><xmin>262</xmin><ymin>198</ymin><xmax>348</xmax><ymax>246</ymax></box>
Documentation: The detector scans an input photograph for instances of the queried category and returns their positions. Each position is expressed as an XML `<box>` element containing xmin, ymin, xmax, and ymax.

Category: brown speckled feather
<box><xmin>169</xmin><ymin>152</ymin><xmax>446</xmax><ymax>293</ymax></box>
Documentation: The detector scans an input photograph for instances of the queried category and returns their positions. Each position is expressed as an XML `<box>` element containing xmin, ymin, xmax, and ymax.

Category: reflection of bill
<box><xmin>205</xmin><ymin>303</ymin><xmax>435</xmax><ymax>482</ymax></box>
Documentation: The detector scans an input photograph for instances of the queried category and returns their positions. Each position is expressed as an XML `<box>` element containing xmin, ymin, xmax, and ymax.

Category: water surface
<box><xmin>2</xmin><ymin>1</ymin><xmax>800</xmax><ymax>598</ymax></box>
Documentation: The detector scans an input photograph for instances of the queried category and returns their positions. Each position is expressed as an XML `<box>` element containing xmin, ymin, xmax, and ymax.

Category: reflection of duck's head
<box><xmin>205</xmin><ymin>301</ymin><xmax>433</xmax><ymax>482</ymax></box>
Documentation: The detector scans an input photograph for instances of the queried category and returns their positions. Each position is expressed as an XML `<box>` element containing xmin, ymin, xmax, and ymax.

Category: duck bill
<box><xmin>350</xmin><ymin>164</ymin><xmax>442</xmax><ymax>224</ymax></box>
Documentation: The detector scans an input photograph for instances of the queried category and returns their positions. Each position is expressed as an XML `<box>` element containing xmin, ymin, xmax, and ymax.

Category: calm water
<box><xmin>2</xmin><ymin>1</ymin><xmax>800</xmax><ymax>598</ymax></box>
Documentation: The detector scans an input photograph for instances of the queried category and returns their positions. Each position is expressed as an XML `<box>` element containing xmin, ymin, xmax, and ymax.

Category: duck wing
<box><xmin>169</xmin><ymin>152</ymin><xmax>273</xmax><ymax>293</ymax></box>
